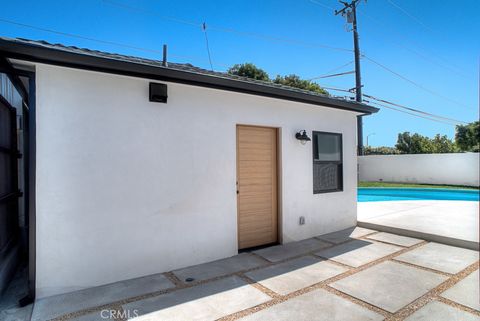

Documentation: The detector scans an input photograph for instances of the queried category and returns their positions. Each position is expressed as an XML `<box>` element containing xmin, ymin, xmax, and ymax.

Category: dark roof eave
<box><xmin>0</xmin><ymin>38</ymin><xmax>378</xmax><ymax>114</ymax></box>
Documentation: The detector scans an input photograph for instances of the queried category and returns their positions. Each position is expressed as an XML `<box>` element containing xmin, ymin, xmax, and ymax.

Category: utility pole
<box><xmin>335</xmin><ymin>0</ymin><xmax>364</xmax><ymax>155</ymax></box>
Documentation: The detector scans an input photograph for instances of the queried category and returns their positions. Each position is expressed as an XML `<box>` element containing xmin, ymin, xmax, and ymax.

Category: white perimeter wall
<box><xmin>33</xmin><ymin>63</ymin><xmax>359</xmax><ymax>297</ymax></box>
<box><xmin>359</xmin><ymin>153</ymin><xmax>480</xmax><ymax>186</ymax></box>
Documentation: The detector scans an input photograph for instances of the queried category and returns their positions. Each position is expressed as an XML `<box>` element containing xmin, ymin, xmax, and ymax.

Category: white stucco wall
<box><xmin>33</xmin><ymin>63</ymin><xmax>359</xmax><ymax>298</ymax></box>
<box><xmin>359</xmin><ymin>153</ymin><xmax>480</xmax><ymax>186</ymax></box>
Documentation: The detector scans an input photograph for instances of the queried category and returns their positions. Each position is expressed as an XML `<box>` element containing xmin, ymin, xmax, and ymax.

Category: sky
<box><xmin>1</xmin><ymin>0</ymin><xmax>478</xmax><ymax>147</ymax></box>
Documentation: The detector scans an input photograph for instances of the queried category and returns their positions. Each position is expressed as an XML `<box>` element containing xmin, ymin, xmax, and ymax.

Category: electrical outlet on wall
<box><xmin>299</xmin><ymin>216</ymin><xmax>305</xmax><ymax>225</ymax></box>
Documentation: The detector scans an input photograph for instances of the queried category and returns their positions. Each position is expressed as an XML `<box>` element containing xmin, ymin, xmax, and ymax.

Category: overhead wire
<box><xmin>102</xmin><ymin>0</ymin><xmax>200</xmax><ymax>27</ymax></box>
<box><xmin>0</xmin><ymin>17</ymin><xmax>235</xmax><ymax>69</ymax></box>
<box><xmin>308</xmin><ymin>0</ymin><xmax>468</xmax><ymax>77</ymax></box>
<box><xmin>385</xmin><ymin>0</ymin><xmax>434</xmax><ymax>34</ymax></box>
<box><xmin>307</xmin><ymin>0</ymin><xmax>471</xmax><ymax>105</ymax></box>
<box><xmin>102</xmin><ymin>0</ymin><xmax>353</xmax><ymax>53</ymax></box>
<box><xmin>308</xmin><ymin>0</ymin><xmax>336</xmax><ymax>11</ymax></box>
<box><xmin>311</xmin><ymin>70</ymin><xmax>355</xmax><ymax>80</ymax></box>
<box><xmin>318</xmin><ymin>86</ymin><xmax>469</xmax><ymax>125</ymax></box>
<box><xmin>202</xmin><ymin>22</ymin><xmax>214</xmax><ymax>71</ymax></box>
<box><xmin>356</xmin><ymin>7</ymin><xmax>467</xmax><ymax>78</ymax></box>
<box><xmin>308</xmin><ymin>60</ymin><xmax>355</xmax><ymax>80</ymax></box>
<box><xmin>207</xmin><ymin>25</ymin><xmax>352</xmax><ymax>52</ymax></box>
<box><xmin>364</xmin><ymin>94</ymin><xmax>469</xmax><ymax>124</ymax></box>
<box><xmin>368</xmin><ymin>101</ymin><xmax>459</xmax><ymax>126</ymax></box>
<box><xmin>363</xmin><ymin>55</ymin><xmax>472</xmax><ymax>110</ymax></box>
<box><xmin>2</xmin><ymin>2</ymin><xmax>474</xmax><ymax>125</ymax></box>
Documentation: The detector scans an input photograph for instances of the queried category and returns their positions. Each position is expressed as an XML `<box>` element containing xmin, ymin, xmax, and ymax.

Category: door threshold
<box><xmin>239</xmin><ymin>242</ymin><xmax>279</xmax><ymax>253</ymax></box>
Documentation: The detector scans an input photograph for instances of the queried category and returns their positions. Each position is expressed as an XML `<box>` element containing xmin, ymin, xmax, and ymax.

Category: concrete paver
<box><xmin>31</xmin><ymin>273</ymin><xmax>175</xmax><ymax>321</ymax></box>
<box><xmin>330</xmin><ymin>261</ymin><xmax>448</xmax><ymax>313</ymax></box>
<box><xmin>441</xmin><ymin>270</ymin><xmax>480</xmax><ymax>311</ymax></box>
<box><xmin>172</xmin><ymin>253</ymin><xmax>267</xmax><ymax>283</ymax></box>
<box><xmin>69</xmin><ymin>309</ymin><xmax>143</xmax><ymax>321</ymax></box>
<box><xmin>244</xmin><ymin>256</ymin><xmax>348</xmax><ymax>295</ymax></box>
<box><xmin>358</xmin><ymin>200</ymin><xmax>479</xmax><ymax>250</ymax></box>
<box><xmin>122</xmin><ymin>276</ymin><xmax>271</xmax><ymax>321</ymax></box>
<box><xmin>395</xmin><ymin>242</ymin><xmax>479</xmax><ymax>274</ymax></box>
<box><xmin>69</xmin><ymin>311</ymin><xmax>110</xmax><ymax>321</ymax></box>
<box><xmin>316</xmin><ymin>227</ymin><xmax>377</xmax><ymax>244</ymax></box>
<box><xmin>237</xmin><ymin>288</ymin><xmax>384</xmax><ymax>321</ymax></box>
<box><xmin>404</xmin><ymin>301</ymin><xmax>479</xmax><ymax>321</ymax></box>
<box><xmin>366</xmin><ymin>232</ymin><xmax>423</xmax><ymax>247</ymax></box>
<box><xmin>315</xmin><ymin>239</ymin><xmax>403</xmax><ymax>267</ymax></box>
<box><xmin>253</xmin><ymin>238</ymin><xmax>331</xmax><ymax>262</ymax></box>
<box><xmin>0</xmin><ymin>306</ymin><xmax>33</xmax><ymax>321</ymax></box>
<box><xmin>21</xmin><ymin>228</ymin><xmax>480</xmax><ymax>321</ymax></box>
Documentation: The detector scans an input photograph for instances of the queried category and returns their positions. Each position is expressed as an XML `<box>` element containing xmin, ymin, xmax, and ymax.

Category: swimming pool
<box><xmin>358</xmin><ymin>188</ymin><xmax>480</xmax><ymax>202</ymax></box>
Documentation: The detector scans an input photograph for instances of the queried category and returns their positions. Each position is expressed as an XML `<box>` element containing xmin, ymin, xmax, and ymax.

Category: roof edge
<box><xmin>0</xmin><ymin>38</ymin><xmax>379</xmax><ymax>114</ymax></box>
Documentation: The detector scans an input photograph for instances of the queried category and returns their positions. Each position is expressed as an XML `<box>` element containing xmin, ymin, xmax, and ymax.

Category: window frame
<box><xmin>312</xmin><ymin>131</ymin><xmax>344</xmax><ymax>194</ymax></box>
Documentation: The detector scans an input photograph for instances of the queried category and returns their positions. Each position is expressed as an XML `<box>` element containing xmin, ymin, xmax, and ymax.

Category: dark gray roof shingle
<box><xmin>0</xmin><ymin>37</ymin><xmax>378</xmax><ymax>114</ymax></box>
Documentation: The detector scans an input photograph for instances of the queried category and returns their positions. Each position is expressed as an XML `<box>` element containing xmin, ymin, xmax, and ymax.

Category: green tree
<box><xmin>431</xmin><ymin>134</ymin><xmax>458</xmax><ymax>153</ymax></box>
<box><xmin>273</xmin><ymin>74</ymin><xmax>329</xmax><ymax>95</ymax></box>
<box><xmin>364</xmin><ymin>146</ymin><xmax>401</xmax><ymax>155</ymax></box>
<box><xmin>395</xmin><ymin>132</ymin><xmax>457</xmax><ymax>154</ymax></box>
<box><xmin>395</xmin><ymin>132</ymin><xmax>434</xmax><ymax>154</ymax></box>
<box><xmin>227</xmin><ymin>63</ymin><xmax>270</xmax><ymax>81</ymax></box>
<box><xmin>455</xmin><ymin>121</ymin><xmax>480</xmax><ymax>152</ymax></box>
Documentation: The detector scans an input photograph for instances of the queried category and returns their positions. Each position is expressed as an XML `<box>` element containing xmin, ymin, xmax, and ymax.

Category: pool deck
<box><xmin>16</xmin><ymin>227</ymin><xmax>480</xmax><ymax>321</ymax></box>
<box><xmin>358</xmin><ymin>200</ymin><xmax>479</xmax><ymax>250</ymax></box>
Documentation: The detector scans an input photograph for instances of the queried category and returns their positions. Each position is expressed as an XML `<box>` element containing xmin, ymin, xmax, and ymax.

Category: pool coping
<box><xmin>357</xmin><ymin>221</ymin><xmax>479</xmax><ymax>251</ymax></box>
<box><xmin>358</xmin><ymin>187</ymin><xmax>479</xmax><ymax>193</ymax></box>
<box><xmin>358</xmin><ymin>188</ymin><xmax>480</xmax><ymax>203</ymax></box>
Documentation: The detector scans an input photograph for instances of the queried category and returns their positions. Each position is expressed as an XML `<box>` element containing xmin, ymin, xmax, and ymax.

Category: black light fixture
<box><xmin>295</xmin><ymin>130</ymin><xmax>311</xmax><ymax>145</ymax></box>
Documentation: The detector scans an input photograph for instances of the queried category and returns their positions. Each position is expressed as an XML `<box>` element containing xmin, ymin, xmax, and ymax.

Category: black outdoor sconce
<box><xmin>295</xmin><ymin>130</ymin><xmax>311</xmax><ymax>145</ymax></box>
<box><xmin>149</xmin><ymin>83</ymin><xmax>168</xmax><ymax>103</ymax></box>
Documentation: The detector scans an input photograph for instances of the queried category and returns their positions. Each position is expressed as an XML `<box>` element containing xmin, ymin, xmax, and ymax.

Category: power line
<box><xmin>102</xmin><ymin>0</ymin><xmax>200</xmax><ymax>27</ymax></box>
<box><xmin>102</xmin><ymin>0</ymin><xmax>353</xmax><ymax>53</ymax></box>
<box><xmin>202</xmin><ymin>23</ymin><xmax>214</xmax><ymax>71</ymax></box>
<box><xmin>0</xmin><ymin>14</ymin><xmax>466</xmax><ymax>127</ymax></box>
<box><xmin>4</xmin><ymin>3</ymin><xmax>472</xmax><ymax>121</ymax></box>
<box><xmin>310</xmin><ymin>70</ymin><xmax>355</xmax><ymax>80</ymax></box>
<box><xmin>364</xmin><ymin>94</ymin><xmax>468</xmax><ymax>124</ymax></box>
<box><xmin>208</xmin><ymin>25</ymin><xmax>352</xmax><ymax>52</ymax></box>
<box><xmin>363</xmin><ymin>55</ymin><xmax>473</xmax><ymax>110</ymax></box>
<box><xmin>0</xmin><ymin>17</ymin><xmax>234</xmax><ymax>69</ymax></box>
<box><xmin>0</xmin><ymin>17</ymin><xmax>169</xmax><ymax>54</ymax></box>
<box><xmin>357</xmin><ymin>7</ymin><xmax>467</xmax><ymax>78</ymax></box>
<box><xmin>385</xmin><ymin>0</ymin><xmax>433</xmax><ymax>34</ymax></box>
<box><xmin>308</xmin><ymin>0</ymin><xmax>469</xmax><ymax>77</ymax></box>
<box><xmin>309</xmin><ymin>0</ymin><xmax>335</xmax><ymax>11</ymax></box>
<box><xmin>307</xmin><ymin>0</ymin><xmax>455</xmax><ymax>75</ymax></box>
<box><xmin>322</xmin><ymin>86</ymin><xmax>354</xmax><ymax>93</ymax></box>
<box><xmin>313</xmin><ymin>0</ymin><xmax>465</xmax><ymax>75</ymax></box>
<box><xmin>368</xmin><ymin>101</ymin><xmax>459</xmax><ymax>126</ymax></box>
<box><xmin>308</xmin><ymin>60</ymin><xmax>354</xmax><ymax>80</ymax></box>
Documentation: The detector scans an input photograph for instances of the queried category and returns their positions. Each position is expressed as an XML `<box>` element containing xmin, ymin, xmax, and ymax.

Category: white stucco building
<box><xmin>0</xmin><ymin>37</ymin><xmax>378</xmax><ymax>299</ymax></box>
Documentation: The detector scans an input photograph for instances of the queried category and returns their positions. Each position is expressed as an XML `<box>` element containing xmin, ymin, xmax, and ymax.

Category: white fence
<box><xmin>358</xmin><ymin>153</ymin><xmax>480</xmax><ymax>187</ymax></box>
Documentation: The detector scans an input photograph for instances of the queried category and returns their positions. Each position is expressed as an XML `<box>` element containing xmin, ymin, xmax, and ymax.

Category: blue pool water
<box><xmin>358</xmin><ymin>188</ymin><xmax>480</xmax><ymax>202</ymax></box>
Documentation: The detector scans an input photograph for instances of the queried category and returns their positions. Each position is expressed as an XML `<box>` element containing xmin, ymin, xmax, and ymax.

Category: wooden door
<box><xmin>237</xmin><ymin>125</ymin><xmax>278</xmax><ymax>249</ymax></box>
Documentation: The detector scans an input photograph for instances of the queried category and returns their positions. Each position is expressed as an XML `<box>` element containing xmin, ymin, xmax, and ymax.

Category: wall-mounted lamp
<box><xmin>295</xmin><ymin>130</ymin><xmax>311</xmax><ymax>145</ymax></box>
<box><xmin>149</xmin><ymin>83</ymin><xmax>168</xmax><ymax>103</ymax></box>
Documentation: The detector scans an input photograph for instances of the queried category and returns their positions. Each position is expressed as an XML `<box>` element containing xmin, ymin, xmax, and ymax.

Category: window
<box><xmin>312</xmin><ymin>131</ymin><xmax>343</xmax><ymax>193</ymax></box>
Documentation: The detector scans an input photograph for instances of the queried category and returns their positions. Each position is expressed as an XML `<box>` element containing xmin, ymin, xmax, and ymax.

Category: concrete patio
<box><xmin>358</xmin><ymin>200</ymin><xmax>480</xmax><ymax>250</ymax></box>
<box><xmin>16</xmin><ymin>226</ymin><xmax>478</xmax><ymax>321</ymax></box>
